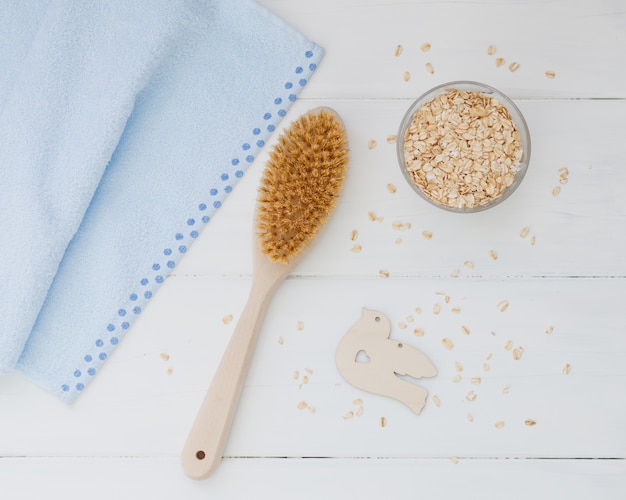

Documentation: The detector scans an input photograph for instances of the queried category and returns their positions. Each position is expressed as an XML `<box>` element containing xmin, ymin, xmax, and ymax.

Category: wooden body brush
<box><xmin>181</xmin><ymin>108</ymin><xmax>349</xmax><ymax>479</ymax></box>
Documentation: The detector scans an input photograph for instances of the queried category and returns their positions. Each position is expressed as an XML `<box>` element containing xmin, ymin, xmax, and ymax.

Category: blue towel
<box><xmin>0</xmin><ymin>0</ymin><xmax>323</xmax><ymax>403</ymax></box>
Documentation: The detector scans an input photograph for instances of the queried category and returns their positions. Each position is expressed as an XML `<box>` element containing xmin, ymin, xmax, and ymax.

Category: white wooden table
<box><xmin>2</xmin><ymin>1</ymin><xmax>625</xmax><ymax>498</ymax></box>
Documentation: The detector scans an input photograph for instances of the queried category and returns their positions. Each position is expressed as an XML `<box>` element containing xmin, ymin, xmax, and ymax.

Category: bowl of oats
<box><xmin>397</xmin><ymin>81</ymin><xmax>530</xmax><ymax>212</ymax></box>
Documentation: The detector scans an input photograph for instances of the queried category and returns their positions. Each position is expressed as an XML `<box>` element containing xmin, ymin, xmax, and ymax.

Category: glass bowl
<box><xmin>397</xmin><ymin>81</ymin><xmax>531</xmax><ymax>213</ymax></box>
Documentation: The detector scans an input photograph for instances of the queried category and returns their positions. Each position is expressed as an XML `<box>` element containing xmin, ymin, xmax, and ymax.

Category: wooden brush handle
<box><xmin>181</xmin><ymin>277</ymin><xmax>274</xmax><ymax>479</ymax></box>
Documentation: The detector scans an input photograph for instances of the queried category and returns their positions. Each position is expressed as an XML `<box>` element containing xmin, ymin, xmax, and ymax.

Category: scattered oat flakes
<box><xmin>497</xmin><ymin>300</ymin><xmax>510</xmax><ymax>312</ymax></box>
<box><xmin>380</xmin><ymin>416</ymin><xmax>387</xmax><ymax>428</ymax></box>
<box><xmin>350</xmin><ymin>229</ymin><xmax>358</xmax><ymax>241</ymax></box>
<box><xmin>489</xmin><ymin>250</ymin><xmax>498</xmax><ymax>260</ymax></box>
<box><xmin>545</xmin><ymin>70</ymin><xmax>556</xmax><ymax>79</ymax></box>
<box><xmin>545</xmin><ymin>325</ymin><xmax>554</xmax><ymax>335</ymax></box>
<box><xmin>394</xmin><ymin>44</ymin><xmax>403</xmax><ymax>57</ymax></box>
<box><xmin>355</xmin><ymin>406</ymin><xmax>364</xmax><ymax>417</ymax></box>
<box><xmin>525</xmin><ymin>419</ymin><xmax>537</xmax><ymax>426</ymax></box>
<box><xmin>466</xmin><ymin>390</ymin><xmax>477</xmax><ymax>402</ymax></box>
<box><xmin>495</xmin><ymin>57</ymin><xmax>505</xmax><ymax>67</ymax></box>
<box><xmin>302</xmin><ymin>375</ymin><xmax>309</xmax><ymax>385</ymax></box>
<box><xmin>305</xmin><ymin>367</ymin><xmax>314</xmax><ymax>375</ymax></box>
<box><xmin>508</xmin><ymin>62</ymin><xmax>520</xmax><ymax>72</ymax></box>
<box><xmin>278</xmin><ymin>336</ymin><xmax>284</xmax><ymax>345</ymax></box>
<box><xmin>563</xmin><ymin>363</ymin><xmax>571</xmax><ymax>375</ymax></box>
<box><xmin>413</xmin><ymin>327</ymin><xmax>425</xmax><ymax>337</ymax></box>
<box><xmin>486</xmin><ymin>352</ymin><xmax>493</xmax><ymax>360</ymax></box>
<box><xmin>351</xmin><ymin>244</ymin><xmax>362</xmax><ymax>253</ymax></box>
<box><xmin>394</xmin><ymin>237</ymin><xmax>403</xmax><ymax>245</ymax></box>
<box><xmin>386</xmin><ymin>135</ymin><xmax>397</xmax><ymax>144</ymax></box>
<box><xmin>307</xmin><ymin>406</ymin><xmax>316</xmax><ymax>413</ymax></box>
<box><xmin>452</xmin><ymin>374</ymin><xmax>462</xmax><ymax>383</ymax></box>
<box><xmin>297</xmin><ymin>321</ymin><xmax>304</xmax><ymax>331</ymax></box>
<box><xmin>432</xmin><ymin>395</ymin><xmax>441</xmax><ymax>407</ymax></box>
<box><xmin>494</xmin><ymin>420</ymin><xmax>505</xmax><ymax>429</ymax></box>
<box><xmin>483</xmin><ymin>362</ymin><xmax>490</xmax><ymax>372</ymax></box>
<box><xmin>403</xmin><ymin>71</ymin><xmax>411</xmax><ymax>82</ymax></box>
<box><xmin>471</xmin><ymin>377</ymin><xmax>482</xmax><ymax>385</ymax></box>
<box><xmin>442</xmin><ymin>337</ymin><xmax>454</xmax><ymax>350</ymax></box>
<box><xmin>487</xmin><ymin>44</ymin><xmax>496</xmax><ymax>56</ymax></box>
<box><xmin>461</xmin><ymin>325</ymin><xmax>471</xmax><ymax>335</ymax></box>
<box><xmin>444</xmin><ymin>295</ymin><xmax>450</xmax><ymax>304</ymax></box>
<box><xmin>392</xmin><ymin>221</ymin><xmax>411</xmax><ymax>231</ymax></box>
<box><xmin>368</xmin><ymin>211</ymin><xmax>382</xmax><ymax>222</ymax></box>
<box><xmin>367</xmin><ymin>139</ymin><xmax>377</xmax><ymax>150</ymax></box>
<box><xmin>467</xmin><ymin>413</ymin><xmax>474</xmax><ymax>423</ymax></box>
<box><xmin>293</xmin><ymin>370</ymin><xmax>299</xmax><ymax>380</ymax></box>
<box><xmin>398</xmin><ymin>321</ymin><xmax>407</xmax><ymax>329</ymax></box>
<box><xmin>455</xmin><ymin>361</ymin><xmax>464</xmax><ymax>372</ymax></box>
<box><xmin>379</xmin><ymin>269</ymin><xmax>390</xmax><ymax>278</ymax></box>
<box><xmin>166</xmin><ymin>367</ymin><xmax>173</xmax><ymax>375</ymax></box>
<box><xmin>502</xmin><ymin>385</ymin><xmax>510</xmax><ymax>395</ymax></box>
<box><xmin>504</xmin><ymin>340</ymin><xmax>513</xmax><ymax>351</ymax></box>
<box><xmin>387</xmin><ymin>183</ymin><xmax>397</xmax><ymax>193</ymax></box>
<box><xmin>464</xmin><ymin>260</ymin><xmax>474</xmax><ymax>269</ymax></box>
<box><xmin>297</xmin><ymin>400</ymin><xmax>308</xmax><ymax>410</ymax></box>
<box><xmin>530</xmin><ymin>235</ymin><xmax>536</xmax><ymax>246</ymax></box>
<box><xmin>420</xmin><ymin>42</ymin><xmax>431</xmax><ymax>52</ymax></box>
<box><xmin>520</xmin><ymin>226</ymin><xmax>530</xmax><ymax>238</ymax></box>
<box><xmin>512</xmin><ymin>347</ymin><xmax>524</xmax><ymax>360</ymax></box>
<box><xmin>159</xmin><ymin>352</ymin><xmax>170</xmax><ymax>362</ymax></box>
<box><xmin>451</xmin><ymin>306</ymin><xmax>461</xmax><ymax>314</ymax></box>
<box><xmin>415</xmin><ymin>307</ymin><xmax>422</xmax><ymax>314</ymax></box>
<box><xmin>421</xmin><ymin>230</ymin><xmax>433</xmax><ymax>239</ymax></box>
<box><xmin>450</xmin><ymin>268</ymin><xmax>461</xmax><ymax>278</ymax></box>
<box><xmin>450</xmin><ymin>456</ymin><xmax>459</xmax><ymax>464</ymax></box>
<box><xmin>425</xmin><ymin>62</ymin><xmax>434</xmax><ymax>74</ymax></box>
<box><xmin>222</xmin><ymin>314</ymin><xmax>234</xmax><ymax>324</ymax></box>
<box><xmin>353</xmin><ymin>398</ymin><xmax>363</xmax><ymax>405</ymax></box>
<box><xmin>405</xmin><ymin>315</ymin><xmax>414</xmax><ymax>323</ymax></box>
<box><xmin>433</xmin><ymin>303</ymin><xmax>441</xmax><ymax>315</ymax></box>
<box><xmin>552</xmin><ymin>186</ymin><xmax>561</xmax><ymax>197</ymax></box>
<box><xmin>342</xmin><ymin>411</ymin><xmax>354</xmax><ymax>420</ymax></box>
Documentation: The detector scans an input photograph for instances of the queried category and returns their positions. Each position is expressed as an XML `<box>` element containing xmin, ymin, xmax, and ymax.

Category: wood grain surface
<box><xmin>1</xmin><ymin>0</ymin><xmax>624</xmax><ymax>498</ymax></box>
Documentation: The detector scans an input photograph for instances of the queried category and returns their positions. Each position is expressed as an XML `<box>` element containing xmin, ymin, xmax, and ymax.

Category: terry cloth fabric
<box><xmin>0</xmin><ymin>0</ymin><xmax>323</xmax><ymax>403</ymax></box>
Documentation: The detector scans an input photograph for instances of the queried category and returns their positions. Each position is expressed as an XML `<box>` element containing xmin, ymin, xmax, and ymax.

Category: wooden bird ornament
<box><xmin>336</xmin><ymin>308</ymin><xmax>437</xmax><ymax>414</ymax></box>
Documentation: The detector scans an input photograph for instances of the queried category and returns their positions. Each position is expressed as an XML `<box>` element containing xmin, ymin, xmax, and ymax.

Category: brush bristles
<box><xmin>257</xmin><ymin>109</ymin><xmax>349</xmax><ymax>263</ymax></box>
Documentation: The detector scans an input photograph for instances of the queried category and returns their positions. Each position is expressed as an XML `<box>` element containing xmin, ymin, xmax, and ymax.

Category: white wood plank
<box><xmin>261</xmin><ymin>0</ymin><xmax>626</xmax><ymax>99</ymax></box>
<box><xmin>0</xmin><ymin>457</ymin><xmax>624</xmax><ymax>500</ymax></box>
<box><xmin>2</xmin><ymin>1</ymin><xmax>625</xmax><ymax>496</ymax></box>
<box><xmin>173</xmin><ymin>99</ymin><xmax>626</xmax><ymax>278</ymax></box>
<box><xmin>2</xmin><ymin>277</ymin><xmax>623</xmax><ymax>458</ymax></box>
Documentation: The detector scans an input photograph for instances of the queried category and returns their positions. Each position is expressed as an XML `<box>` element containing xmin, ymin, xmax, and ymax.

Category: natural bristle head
<box><xmin>257</xmin><ymin>109</ymin><xmax>349</xmax><ymax>263</ymax></box>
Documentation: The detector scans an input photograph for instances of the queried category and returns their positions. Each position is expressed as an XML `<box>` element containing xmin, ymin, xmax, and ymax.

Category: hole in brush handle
<box><xmin>196</xmin><ymin>450</ymin><xmax>206</xmax><ymax>460</ymax></box>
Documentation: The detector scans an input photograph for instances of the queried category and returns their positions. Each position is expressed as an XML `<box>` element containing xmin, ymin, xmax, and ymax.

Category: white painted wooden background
<box><xmin>2</xmin><ymin>0</ymin><xmax>625</xmax><ymax>498</ymax></box>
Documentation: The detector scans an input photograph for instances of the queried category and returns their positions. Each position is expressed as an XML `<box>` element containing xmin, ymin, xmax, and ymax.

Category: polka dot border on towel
<box><xmin>59</xmin><ymin>46</ymin><xmax>323</xmax><ymax>400</ymax></box>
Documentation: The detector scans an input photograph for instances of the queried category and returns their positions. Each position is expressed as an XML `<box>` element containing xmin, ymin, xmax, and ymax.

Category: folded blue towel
<box><xmin>0</xmin><ymin>0</ymin><xmax>323</xmax><ymax>403</ymax></box>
